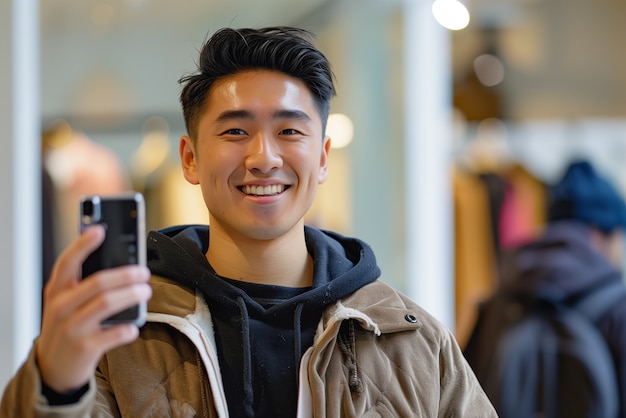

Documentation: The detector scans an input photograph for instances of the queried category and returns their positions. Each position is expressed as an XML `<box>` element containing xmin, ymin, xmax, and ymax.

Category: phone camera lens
<box><xmin>81</xmin><ymin>196</ymin><xmax>101</xmax><ymax>224</ymax></box>
<box><xmin>83</xmin><ymin>200</ymin><xmax>94</xmax><ymax>216</ymax></box>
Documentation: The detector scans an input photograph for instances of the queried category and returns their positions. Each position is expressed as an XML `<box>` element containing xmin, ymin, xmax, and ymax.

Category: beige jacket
<box><xmin>1</xmin><ymin>276</ymin><xmax>497</xmax><ymax>417</ymax></box>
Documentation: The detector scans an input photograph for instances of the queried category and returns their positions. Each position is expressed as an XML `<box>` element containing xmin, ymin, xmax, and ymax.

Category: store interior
<box><xmin>39</xmin><ymin>0</ymin><xmax>626</xmax><ymax>341</ymax></box>
<box><xmin>3</xmin><ymin>0</ymin><xmax>626</xmax><ymax>389</ymax></box>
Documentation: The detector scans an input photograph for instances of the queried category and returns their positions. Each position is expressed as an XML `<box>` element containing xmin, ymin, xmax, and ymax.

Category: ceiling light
<box><xmin>432</xmin><ymin>0</ymin><xmax>470</xmax><ymax>31</ymax></box>
<box><xmin>326</xmin><ymin>113</ymin><xmax>354</xmax><ymax>149</ymax></box>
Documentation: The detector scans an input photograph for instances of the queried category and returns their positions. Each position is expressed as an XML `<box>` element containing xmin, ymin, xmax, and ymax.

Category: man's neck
<box><xmin>206</xmin><ymin>225</ymin><xmax>314</xmax><ymax>288</ymax></box>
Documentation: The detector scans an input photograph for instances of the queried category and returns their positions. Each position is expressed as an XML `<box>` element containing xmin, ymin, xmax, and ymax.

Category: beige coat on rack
<box><xmin>43</xmin><ymin>119</ymin><xmax>130</xmax><ymax>255</ymax></box>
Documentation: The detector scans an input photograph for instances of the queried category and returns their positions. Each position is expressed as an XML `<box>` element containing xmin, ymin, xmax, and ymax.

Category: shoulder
<box><xmin>598</xmin><ymin>289</ymin><xmax>626</xmax><ymax>349</ymax></box>
<box><xmin>147</xmin><ymin>274</ymin><xmax>196</xmax><ymax>317</ymax></box>
<box><xmin>336</xmin><ymin>280</ymin><xmax>454</xmax><ymax>344</ymax></box>
<box><xmin>320</xmin><ymin>281</ymin><xmax>496</xmax><ymax>416</ymax></box>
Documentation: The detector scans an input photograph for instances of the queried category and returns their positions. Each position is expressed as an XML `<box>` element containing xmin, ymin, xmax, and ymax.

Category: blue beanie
<box><xmin>548</xmin><ymin>160</ymin><xmax>626</xmax><ymax>233</ymax></box>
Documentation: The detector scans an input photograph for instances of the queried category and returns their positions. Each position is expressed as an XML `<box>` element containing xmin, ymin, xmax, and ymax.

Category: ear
<box><xmin>318</xmin><ymin>135</ymin><xmax>331</xmax><ymax>184</ymax></box>
<box><xmin>179</xmin><ymin>135</ymin><xmax>200</xmax><ymax>185</ymax></box>
<box><xmin>589</xmin><ymin>227</ymin><xmax>608</xmax><ymax>252</ymax></box>
<box><xmin>589</xmin><ymin>226</ymin><xmax>625</xmax><ymax>268</ymax></box>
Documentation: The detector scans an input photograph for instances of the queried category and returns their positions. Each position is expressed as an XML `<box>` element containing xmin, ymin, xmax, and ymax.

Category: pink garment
<box><xmin>499</xmin><ymin>182</ymin><xmax>538</xmax><ymax>249</ymax></box>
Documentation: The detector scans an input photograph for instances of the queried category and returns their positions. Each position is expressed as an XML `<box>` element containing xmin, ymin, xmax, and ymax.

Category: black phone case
<box><xmin>80</xmin><ymin>193</ymin><xmax>147</xmax><ymax>327</ymax></box>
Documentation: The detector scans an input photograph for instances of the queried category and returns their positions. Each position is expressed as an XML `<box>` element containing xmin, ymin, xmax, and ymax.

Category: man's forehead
<box><xmin>203</xmin><ymin>72</ymin><xmax>321</xmax><ymax>121</ymax></box>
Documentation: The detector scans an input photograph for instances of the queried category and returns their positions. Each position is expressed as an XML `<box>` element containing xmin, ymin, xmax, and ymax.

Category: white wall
<box><xmin>0</xmin><ymin>0</ymin><xmax>15</xmax><ymax>393</ymax></box>
<box><xmin>0</xmin><ymin>0</ymin><xmax>41</xmax><ymax>394</ymax></box>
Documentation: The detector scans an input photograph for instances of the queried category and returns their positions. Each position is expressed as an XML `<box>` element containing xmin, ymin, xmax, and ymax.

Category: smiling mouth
<box><xmin>239</xmin><ymin>184</ymin><xmax>288</xmax><ymax>196</ymax></box>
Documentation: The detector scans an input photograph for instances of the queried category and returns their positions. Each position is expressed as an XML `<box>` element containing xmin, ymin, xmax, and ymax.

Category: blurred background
<box><xmin>2</xmin><ymin>0</ymin><xmax>626</xmax><ymax>392</ymax></box>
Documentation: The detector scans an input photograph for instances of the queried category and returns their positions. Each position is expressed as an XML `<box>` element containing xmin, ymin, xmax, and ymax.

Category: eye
<box><xmin>221</xmin><ymin>128</ymin><xmax>247</xmax><ymax>136</ymax></box>
<box><xmin>279</xmin><ymin>128</ymin><xmax>300</xmax><ymax>136</ymax></box>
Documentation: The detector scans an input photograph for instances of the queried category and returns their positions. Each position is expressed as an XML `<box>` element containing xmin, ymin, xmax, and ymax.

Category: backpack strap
<box><xmin>572</xmin><ymin>278</ymin><xmax>626</xmax><ymax>323</ymax></box>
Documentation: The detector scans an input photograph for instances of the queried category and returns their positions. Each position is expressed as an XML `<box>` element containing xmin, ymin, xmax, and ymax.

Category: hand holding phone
<box><xmin>80</xmin><ymin>193</ymin><xmax>147</xmax><ymax>327</ymax></box>
<box><xmin>37</xmin><ymin>223</ymin><xmax>151</xmax><ymax>394</ymax></box>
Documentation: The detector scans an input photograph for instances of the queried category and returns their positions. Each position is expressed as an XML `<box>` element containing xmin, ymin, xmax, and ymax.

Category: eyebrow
<box><xmin>273</xmin><ymin>109</ymin><xmax>311</xmax><ymax>122</ymax></box>
<box><xmin>215</xmin><ymin>109</ymin><xmax>312</xmax><ymax>123</ymax></box>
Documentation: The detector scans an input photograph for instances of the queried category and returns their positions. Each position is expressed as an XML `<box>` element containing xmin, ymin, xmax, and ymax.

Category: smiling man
<box><xmin>1</xmin><ymin>27</ymin><xmax>496</xmax><ymax>417</ymax></box>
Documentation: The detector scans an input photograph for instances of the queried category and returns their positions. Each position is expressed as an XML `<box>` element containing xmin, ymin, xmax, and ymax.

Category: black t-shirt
<box><xmin>210</xmin><ymin>277</ymin><xmax>317</xmax><ymax>418</ymax></box>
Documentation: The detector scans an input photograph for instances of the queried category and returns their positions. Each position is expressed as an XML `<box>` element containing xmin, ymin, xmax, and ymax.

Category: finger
<box><xmin>84</xmin><ymin>264</ymin><xmax>151</xmax><ymax>290</ymax></box>
<box><xmin>45</xmin><ymin>225</ymin><xmax>106</xmax><ymax>295</ymax></box>
<box><xmin>55</xmin><ymin>282</ymin><xmax>151</xmax><ymax>353</ymax></box>
<box><xmin>79</xmin><ymin>272</ymin><xmax>152</xmax><ymax>327</ymax></box>
<box><xmin>45</xmin><ymin>265</ymin><xmax>151</xmax><ymax>325</ymax></box>
<box><xmin>97</xmin><ymin>323</ymin><xmax>141</xmax><ymax>351</ymax></box>
<box><xmin>42</xmin><ymin>277</ymin><xmax>151</xmax><ymax>348</ymax></box>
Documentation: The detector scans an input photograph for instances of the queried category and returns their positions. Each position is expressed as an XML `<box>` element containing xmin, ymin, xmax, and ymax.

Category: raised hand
<box><xmin>36</xmin><ymin>225</ymin><xmax>152</xmax><ymax>393</ymax></box>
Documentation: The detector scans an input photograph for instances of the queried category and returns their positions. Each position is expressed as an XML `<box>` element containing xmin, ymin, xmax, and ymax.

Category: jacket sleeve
<box><xmin>598</xmin><ymin>299</ymin><xmax>626</xmax><ymax>418</ymax></box>
<box><xmin>437</xmin><ymin>328</ymin><xmax>498</xmax><ymax>417</ymax></box>
<box><xmin>0</xmin><ymin>342</ymin><xmax>99</xmax><ymax>418</ymax></box>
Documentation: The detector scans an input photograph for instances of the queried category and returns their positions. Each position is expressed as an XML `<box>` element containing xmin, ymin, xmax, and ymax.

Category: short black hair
<box><xmin>179</xmin><ymin>26</ymin><xmax>336</xmax><ymax>140</ymax></box>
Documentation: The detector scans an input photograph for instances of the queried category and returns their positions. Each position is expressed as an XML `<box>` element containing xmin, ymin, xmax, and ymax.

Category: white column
<box><xmin>403</xmin><ymin>0</ymin><xmax>455</xmax><ymax>329</ymax></box>
<box><xmin>0</xmin><ymin>0</ymin><xmax>41</xmax><ymax>392</ymax></box>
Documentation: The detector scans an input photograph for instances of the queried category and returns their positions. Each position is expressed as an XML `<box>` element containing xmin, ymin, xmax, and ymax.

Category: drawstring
<box><xmin>337</xmin><ymin>320</ymin><xmax>363</xmax><ymax>393</ymax></box>
<box><xmin>236</xmin><ymin>298</ymin><xmax>308</xmax><ymax>415</ymax></box>
<box><xmin>293</xmin><ymin>303</ymin><xmax>304</xmax><ymax>385</ymax></box>
<box><xmin>236</xmin><ymin>296</ymin><xmax>255</xmax><ymax>417</ymax></box>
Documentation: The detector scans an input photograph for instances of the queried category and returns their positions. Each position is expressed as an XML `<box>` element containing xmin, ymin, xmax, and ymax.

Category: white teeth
<box><xmin>243</xmin><ymin>184</ymin><xmax>285</xmax><ymax>196</ymax></box>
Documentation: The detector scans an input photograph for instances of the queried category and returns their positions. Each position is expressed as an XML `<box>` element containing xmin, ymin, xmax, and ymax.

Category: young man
<box><xmin>2</xmin><ymin>27</ymin><xmax>496</xmax><ymax>417</ymax></box>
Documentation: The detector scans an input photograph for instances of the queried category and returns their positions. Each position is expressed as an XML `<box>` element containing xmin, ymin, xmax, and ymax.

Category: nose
<box><xmin>245</xmin><ymin>133</ymin><xmax>282</xmax><ymax>174</ymax></box>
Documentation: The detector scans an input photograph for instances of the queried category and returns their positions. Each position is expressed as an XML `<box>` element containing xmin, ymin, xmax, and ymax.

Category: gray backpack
<box><xmin>464</xmin><ymin>278</ymin><xmax>625</xmax><ymax>418</ymax></box>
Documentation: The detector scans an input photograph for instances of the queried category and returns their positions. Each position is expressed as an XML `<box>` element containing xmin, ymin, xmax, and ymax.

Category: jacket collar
<box><xmin>322</xmin><ymin>281</ymin><xmax>423</xmax><ymax>335</ymax></box>
<box><xmin>147</xmin><ymin>276</ymin><xmax>423</xmax><ymax>337</ymax></box>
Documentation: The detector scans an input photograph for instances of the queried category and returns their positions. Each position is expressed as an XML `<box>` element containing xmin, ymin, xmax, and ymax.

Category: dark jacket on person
<box><xmin>501</xmin><ymin>220</ymin><xmax>626</xmax><ymax>418</ymax></box>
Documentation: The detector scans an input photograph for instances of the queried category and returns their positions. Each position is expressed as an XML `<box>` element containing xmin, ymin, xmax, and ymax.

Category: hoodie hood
<box><xmin>503</xmin><ymin>220</ymin><xmax>621</xmax><ymax>299</ymax></box>
<box><xmin>146</xmin><ymin>224</ymin><xmax>381</xmax><ymax>417</ymax></box>
<box><xmin>147</xmin><ymin>224</ymin><xmax>381</xmax><ymax>316</ymax></box>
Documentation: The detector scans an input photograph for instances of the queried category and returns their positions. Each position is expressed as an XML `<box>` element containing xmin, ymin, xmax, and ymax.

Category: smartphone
<box><xmin>79</xmin><ymin>193</ymin><xmax>147</xmax><ymax>327</ymax></box>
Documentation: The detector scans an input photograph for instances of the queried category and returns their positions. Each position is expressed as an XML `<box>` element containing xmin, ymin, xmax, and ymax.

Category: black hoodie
<box><xmin>147</xmin><ymin>224</ymin><xmax>381</xmax><ymax>418</ymax></box>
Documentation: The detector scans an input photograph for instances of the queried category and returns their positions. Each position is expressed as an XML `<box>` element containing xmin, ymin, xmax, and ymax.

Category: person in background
<box><xmin>537</xmin><ymin>160</ymin><xmax>626</xmax><ymax>417</ymax></box>
<box><xmin>1</xmin><ymin>26</ymin><xmax>496</xmax><ymax>417</ymax></box>
<box><xmin>465</xmin><ymin>159</ymin><xmax>626</xmax><ymax>417</ymax></box>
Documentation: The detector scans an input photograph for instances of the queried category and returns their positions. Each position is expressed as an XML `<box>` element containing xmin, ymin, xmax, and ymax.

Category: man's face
<box><xmin>180</xmin><ymin>70</ymin><xmax>330</xmax><ymax>241</ymax></box>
